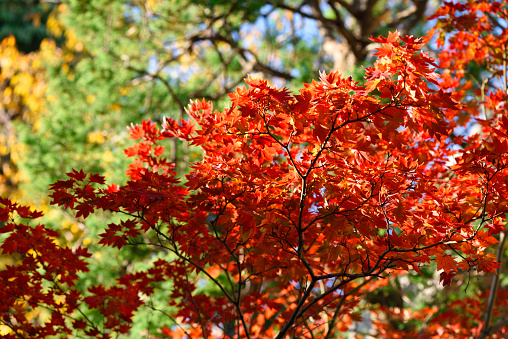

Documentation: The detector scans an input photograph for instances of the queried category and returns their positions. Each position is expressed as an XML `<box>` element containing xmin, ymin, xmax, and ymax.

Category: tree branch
<box><xmin>477</xmin><ymin>229</ymin><xmax>507</xmax><ymax>339</ymax></box>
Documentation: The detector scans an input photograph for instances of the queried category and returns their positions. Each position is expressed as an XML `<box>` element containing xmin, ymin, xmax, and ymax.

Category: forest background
<box><xmin>0</xmin><ymin>0</ymin><xmax>507</xmax><ymax>338</ymax></box>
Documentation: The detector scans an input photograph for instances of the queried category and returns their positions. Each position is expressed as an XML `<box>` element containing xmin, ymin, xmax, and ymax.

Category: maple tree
<box><xmin>0</xmin><ymin>2</ymin><xmax>432</xmax><ymax>336</ymax></box>
<box><xmin>2</xmin><ymin>9</ymin><xmax>508</xmax><ymax>335</ymax></box>
<box><xmin>357</xmin><ymin>1</ymin><xmax>508</xmax><ymax>337</ymax></box>
<box><xmin>416</xmin><ymin>1</ymin><xmax>508</xmax><ymax>337</ymax></box>
<box><xmin>4</xmin><ymin>6</ymin><xmax>436</xmax><ymax>322</ymax></box>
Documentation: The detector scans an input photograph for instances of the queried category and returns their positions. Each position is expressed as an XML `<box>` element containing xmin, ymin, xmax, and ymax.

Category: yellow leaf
<box><xmin>87</xmin><ymin>131</ymin><xmax>105</xmax><ymax>144</ymax></box>
<box><xmin>70</xmin><ymin>224</ymin><xmax>80</xmax><ymax>234</ymax></box>
<box><xmin>0</xmin><ymin>325</ymin><xmax>12</xmax><ymax>335</ymax></box>
<box><xmin>102</xmin><ymin>150</ymin><xmax>115</xmax><ymax>163</ymax></box>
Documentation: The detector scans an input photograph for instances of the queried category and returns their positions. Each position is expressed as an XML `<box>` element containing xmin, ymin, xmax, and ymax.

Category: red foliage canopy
<box><xmin>2</xmin><ymin>6</ymin><xmax>508</xmax><ymax>337</ymax></box>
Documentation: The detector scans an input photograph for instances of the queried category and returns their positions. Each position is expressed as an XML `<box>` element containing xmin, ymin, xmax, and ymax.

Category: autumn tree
<box><xmin>0</xmin><ymin>3</ymin><xmax>434</xmax><ymax>308</ymax></box>
<box><xmin>2</xmin><ymin>23</ymin><xmax>508</xmax><ymax>338</ymax></box>
<box><xmin>2</xmin><ymin>3</ymin><xmax>435</xmax><ymax>322</ymax></box>
<box><xmin>349</xmin><ymin>1</ymin><xmax>508</xmax><ymax>337</ymax></box>
<box><xmin>0</xmin><ymin>0</ymin><xmax>56</xmax><ymax>197</ymax></box>
<box><xmin>417</xmin><ymin>1</ymin><xmax>508</xmax><ymax>337</ymax></box>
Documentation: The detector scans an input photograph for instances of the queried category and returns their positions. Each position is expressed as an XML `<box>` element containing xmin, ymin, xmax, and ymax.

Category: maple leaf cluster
<box><xmin>2</xmin><ymin>2</ymin><xmax>508</xmax><ymax>337</ymax></box>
